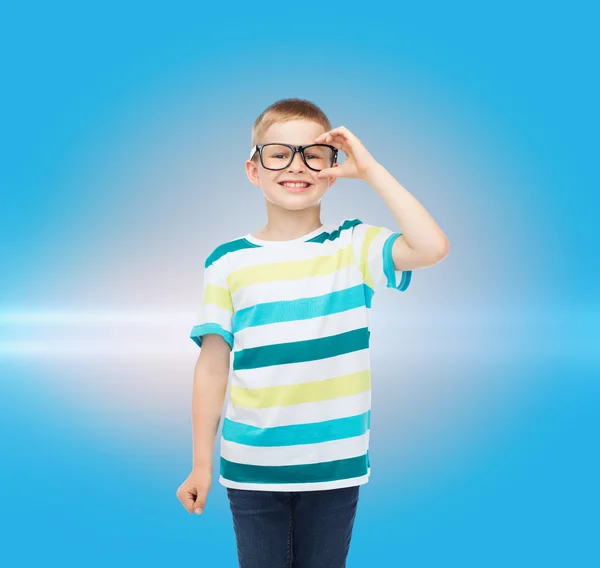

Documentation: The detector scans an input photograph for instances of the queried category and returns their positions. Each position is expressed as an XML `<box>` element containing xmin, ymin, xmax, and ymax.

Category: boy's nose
<box><xmin>287</xmin><ymin>151</ymin><xmax>305</xmax><ymax>171</ymax></box>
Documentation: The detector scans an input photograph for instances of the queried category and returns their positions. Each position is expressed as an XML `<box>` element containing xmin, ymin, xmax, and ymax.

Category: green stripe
<box><xmin>223</xmin><ymin>410</ymin><xmax>370</xmax><ymax>446</ymax></box>
<box><xmin>220</xmin><ymin>453</ymin><xmax>369</xmax><ymax>484</ymax></box>
<box><xmin>306</xmin><ymin>218</ymin><xmax>363</xmax><ymax>243</ymax></box>
<box><xmin>206</xmin><ymin>218</ymin><xmax>362</xmax><ymax>268</ymax></box>
<box><xmin>205</xmin><ymin>238</ymin><xmax>261</xmax><ymax>268</ymax></box>
<box><xmin>190</xmin><ymin>323</ymin><xmax>234</xmax><ymax>350</ymax></box>
<box><xmin>233</xmin><ymin>327</ymin><xmax>370</xmax><ymax>370</ymax></box>
<box><xmin>382</xmin><ymin>232</ymin><xmax>412</xmax><ymax>291</ymax></box>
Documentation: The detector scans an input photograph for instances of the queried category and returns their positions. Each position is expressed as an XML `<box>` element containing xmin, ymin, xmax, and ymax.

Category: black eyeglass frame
<box><xmin>249</xmin><ymin>143</ymin><xmax>339</xmax><ymax>172</ymax></box>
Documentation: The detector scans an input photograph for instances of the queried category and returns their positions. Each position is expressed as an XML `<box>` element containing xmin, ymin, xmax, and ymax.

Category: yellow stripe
<box><xmin>227</xmin><ymin>243</ymin><xmax>356</xmax><ymax>294</ymax></box>
<box><xmin>359</xmin><ymin>226</ymin><xmax>385</xmax><ymax>290</ymax></box>
<box><xmin>201</xmin><ymin>284</ymin><xmax>233</xmax><ymax>312</ymax></box>
<box><xmin>230</xmin><ymin>369</ymin><xmax>371</xmax><ymax>408</ymax></box>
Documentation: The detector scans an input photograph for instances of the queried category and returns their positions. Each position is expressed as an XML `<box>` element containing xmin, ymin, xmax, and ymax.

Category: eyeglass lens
<box><xmin>260</xmin><ymin>144</ymin><xmax>334</xmax><ymax>171</ymax></box>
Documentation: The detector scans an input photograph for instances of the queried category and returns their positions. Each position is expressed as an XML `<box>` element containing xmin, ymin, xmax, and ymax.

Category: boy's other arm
<box><xmin>176</xmin><ymin>333</ymin><xmax>230</xmax><ymax>515</ymax></box>
<box><xmin>192</xmin><ymin>334</ymin><xmax>231</xmax><ymax>471</ymax></box>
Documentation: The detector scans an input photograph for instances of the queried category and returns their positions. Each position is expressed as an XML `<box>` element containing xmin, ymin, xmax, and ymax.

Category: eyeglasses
<box><xmin>249</xmin><ymin>143</ymin><xmax>338</xmax><ymax>172</ymax></box>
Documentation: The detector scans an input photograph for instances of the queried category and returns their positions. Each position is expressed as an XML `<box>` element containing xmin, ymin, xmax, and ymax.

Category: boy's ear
<box><xmin>245</xmin><ymin>159</ymin><xmax>261</xmax><ymax>187</ymax></box>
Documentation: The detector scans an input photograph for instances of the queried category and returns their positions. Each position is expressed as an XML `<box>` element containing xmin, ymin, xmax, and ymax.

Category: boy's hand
<box><xmin>314</xmin><ymin>126</ymin><xmax>379</xmax><ymax>181</ymax></box>
<box><xmin>176</xmin><ymin>466</ymin><xmax>212</xmax><ymax>515</ymax></box>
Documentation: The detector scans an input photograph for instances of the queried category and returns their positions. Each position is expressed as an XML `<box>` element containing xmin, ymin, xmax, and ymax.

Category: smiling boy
<box><xmin>177</xmin><ymin>98</ymin><xmax>450</xmax><ymax>567</ymax></box>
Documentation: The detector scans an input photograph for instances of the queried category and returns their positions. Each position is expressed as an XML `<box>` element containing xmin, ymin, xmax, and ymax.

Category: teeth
<box><xmin>282</xmin><ymin>182</ymin><xmax>310</xmax><ymax>188</ymax></box>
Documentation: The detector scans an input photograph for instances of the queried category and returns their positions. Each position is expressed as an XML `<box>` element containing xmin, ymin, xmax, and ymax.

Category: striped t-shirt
<box><xmin>190</xmin><ymin>218</ymin><xmax>412</xmax><ymax>492</ymax></box>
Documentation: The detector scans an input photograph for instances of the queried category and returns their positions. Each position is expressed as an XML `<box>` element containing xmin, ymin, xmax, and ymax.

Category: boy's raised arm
<box><xmin>315</xmin><ymin>126</ymin><xmax>450</xmax><ymax>270</ymax></box>
<box><xmin>176</xmin><ymin>334</ymin><xmax>231</xmax><ymax>515</ymax></box>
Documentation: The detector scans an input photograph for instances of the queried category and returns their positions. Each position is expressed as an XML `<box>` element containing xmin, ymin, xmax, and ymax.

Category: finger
<box><xmin>177</xmin><ymin>487</ymin><xmax>197</xmax><ymax>513</ymax></box>
<box><xmin>328</xmin><ymin>126</ymin><xmax>357</xmax><ymax>139</ymax></box>
<box><xmin>315</xmin><ymin>135</ymin><xmax>351</xmax><ymax>157</ymax></box>
<box><xmin>316</xmin><ymin>166</ymin><xmax>343</xmax><ymax>179</ymax></box>
<box><xmin>325</xmin><ymin>133</ymin><xmax>353</xmax><ymax>155</ymax></box>
<box><xmin>315</xmin><ymin>131</ymin><xmax>354</xmax><ymax>157</ymax></box>
<box><xmin>337</xmin><ymin>140</ymin><xmax>353</xmax><ymax>156</ymax></box>
<box><xmin>315</xmin><ymin>130</ymin><xmax>347</xmax><ymax>144</ymax></box>
<box><xmin>331</xmin><ymin>128</ymin><xmax>362</xmax><ymax>151</ymax></box>
<box><xmin>322</xmin><ymin>132</ymin><xmax>346</xmax><ymax>144</ymax></box>
<box><xmin>193</xmin><ymin>488</ymin><xmax>208</xmax><ymax>514</ymax></box>
<box><xmin>324</xmin><ymin>138</ymin><xmax>345</xmax><ymax>152</ymax></box>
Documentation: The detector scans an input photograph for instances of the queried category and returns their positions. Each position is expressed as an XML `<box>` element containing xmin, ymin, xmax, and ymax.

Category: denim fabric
<box><xmin>226</xmin><ymin>485</ymin><xmax>360</xmax><ymax>568</ymax></box>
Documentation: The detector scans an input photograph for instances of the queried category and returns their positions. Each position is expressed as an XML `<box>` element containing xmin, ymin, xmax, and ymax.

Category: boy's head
<box><xmin>245</xmin><ymin>98</ymin><xmax>339</xmax><ymax>212</ymax></box>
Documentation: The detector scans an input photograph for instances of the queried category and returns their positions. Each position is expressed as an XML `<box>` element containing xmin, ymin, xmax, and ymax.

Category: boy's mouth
<box><xmin>278</xmin><ymin>181</ymin><xmax>313</xmax><ymax>192</ymax></box>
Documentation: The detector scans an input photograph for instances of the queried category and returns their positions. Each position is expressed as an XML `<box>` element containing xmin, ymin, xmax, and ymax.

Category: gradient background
<box><xmin>1</xmin><ymin>1</ymin><xmax>598</xmax><ymax>566</ymax></box>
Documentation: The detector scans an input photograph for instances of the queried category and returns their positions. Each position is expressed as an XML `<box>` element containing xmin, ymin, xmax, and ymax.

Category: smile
<box><xmin>280</xmin><ymin>182</ymin><xmax>311</xmax><ymax>188</ymax></box>
<box><xmin>279</xmin><ymin>181</ymin><xmax>312</xmax><ymax>191</ymax></box>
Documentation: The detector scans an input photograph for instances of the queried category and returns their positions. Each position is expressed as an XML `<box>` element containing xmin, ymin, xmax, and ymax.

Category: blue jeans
<box><xmin>226</xmin><ymin>485</ymin><xmax>361</xmax><ymax>568</ymax></box>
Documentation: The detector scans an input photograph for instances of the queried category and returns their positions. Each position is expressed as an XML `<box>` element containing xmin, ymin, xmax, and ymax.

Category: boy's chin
<box><xmin>265</xmin><ymin>193</ymin><xmax>325</xmax><ymax>211</ymax></box>
<box><xmin>274</xmin><ymin>181</ymin><xmax>329</xmax><ymax>195</ymax></box>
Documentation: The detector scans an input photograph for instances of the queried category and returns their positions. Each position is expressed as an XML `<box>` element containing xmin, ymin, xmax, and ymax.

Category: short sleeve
<box><xmin>350</xmin><ymin>221</ymin><xmax>412</xmax><ymax>293</ymax></box>
<box><xmin>189</xmin><ymin>258</ymin><xmax>234</xmax><ymax>350</ymax></box>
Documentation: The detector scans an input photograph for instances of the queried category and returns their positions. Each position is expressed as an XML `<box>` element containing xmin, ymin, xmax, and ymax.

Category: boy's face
<box><xmin>245</xmin><ymin>119</ymin><xmax>338</xmax><ymax>211</ymax></box>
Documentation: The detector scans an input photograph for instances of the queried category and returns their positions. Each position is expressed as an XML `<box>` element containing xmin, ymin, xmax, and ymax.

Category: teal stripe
<box><xmin>190</xmin><ymin>323</ymin><xmax>234</xmax><ymax>350</ymax></box>
<box><xmin>383</xmin><ymin>232</ymin><xmax>412</xmax><ymax>292</ymax></box>
<box><xmin>307</xmin><ymin>218</ymin><xmax>363</xmax><ymax>243</ymax></box>
<box><xmin>205</xmin><ymin>219</ymin><xmax>362</xmax><ymax>268</ymax></box>
<box><xmin>232</xmin><ymin>283</ymin><xmax>373</xmax><ymax>333</ymax></box>
<box><xmin>223</xmin><ymin>410</ymin><xmax>370</xmax><ymax>446</ymax></box>
<box><xmin>205</xmin><ymin>238</ymin><xmax>261</xmax><ymax>268</ymax></box>
<box><xmin>220</xmin><ymin>453</ymin><xmax>369</xmax><ymax>484</ymax></box>
<box><xmin>233</xmin><ymin>327</ymin><xmax>370</xmax><ymax>370</ymax></box>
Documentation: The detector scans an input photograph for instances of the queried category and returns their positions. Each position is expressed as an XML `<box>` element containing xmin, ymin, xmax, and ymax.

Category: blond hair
<box><xmin>251</xmin><ymin>98</ymin><xmax>332</xmax><ymax>150</ymax></box>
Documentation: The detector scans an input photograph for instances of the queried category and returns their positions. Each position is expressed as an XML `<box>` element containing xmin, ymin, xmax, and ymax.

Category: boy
<box><xmin>176</xmin><ymin>98</ymin><xmax>450</xmax><ymax>567</ymax></box>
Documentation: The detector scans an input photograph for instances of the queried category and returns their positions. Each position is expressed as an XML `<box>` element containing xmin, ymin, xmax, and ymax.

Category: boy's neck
<box><xmin>252</xmin><ymin>207</ymin><xmax>323</xmax><ymax>241</ymax></box>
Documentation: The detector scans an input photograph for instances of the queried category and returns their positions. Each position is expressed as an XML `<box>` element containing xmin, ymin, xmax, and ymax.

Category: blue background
<box><xmin>1</xmin><ymin>1</ymin><xmax>598</xmax><ymax>566</ymax></box>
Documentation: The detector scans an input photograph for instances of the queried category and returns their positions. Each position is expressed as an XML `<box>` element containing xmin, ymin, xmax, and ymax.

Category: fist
<box><xmin>176</xmin><ymin>468</ymin><xmax>212</xmax><ymax>515</ymax></box>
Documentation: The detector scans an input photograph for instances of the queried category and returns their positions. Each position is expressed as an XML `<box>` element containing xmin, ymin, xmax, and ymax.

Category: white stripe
<box><xmin>234</xmin><ymin>305</ymin><xmax>367</xmax><ymax>349</ymax></box>
<box><xmin>203</xmin><ymin>261</ymin><xmax>228</xmax><ymax>286</ymax></box>
<box><xmin>225</xmin><ymin>389</ymin><xmax>371</xmax><ymax>428</ymax></box>
<box><xmin>227</xmin><ymin>235</ymin><xmax>345</xmax><ymax>269</ymax></box>
<box><xmin>349</xmin><ymin>222</ymin><xmax>368</xmax><ymax>267</ymax></box>
<box><xmin>231</xmin><ymin>346</ymin><xmax>371</xmax><ymax>389</ymax></box>
<box><xmin>227</xmin><ymin>220</ymin><xmax>354</xmax><ymax>267</ymax></box>
<box><xmin>193</xmin><ymin>303</ymin><xmax>232</xmax><ymax>334</ymax></box>
<box><xmin>220</xmin><ymin>431</ymin><xmax>370</xmax><ymax>466</ymax></box>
